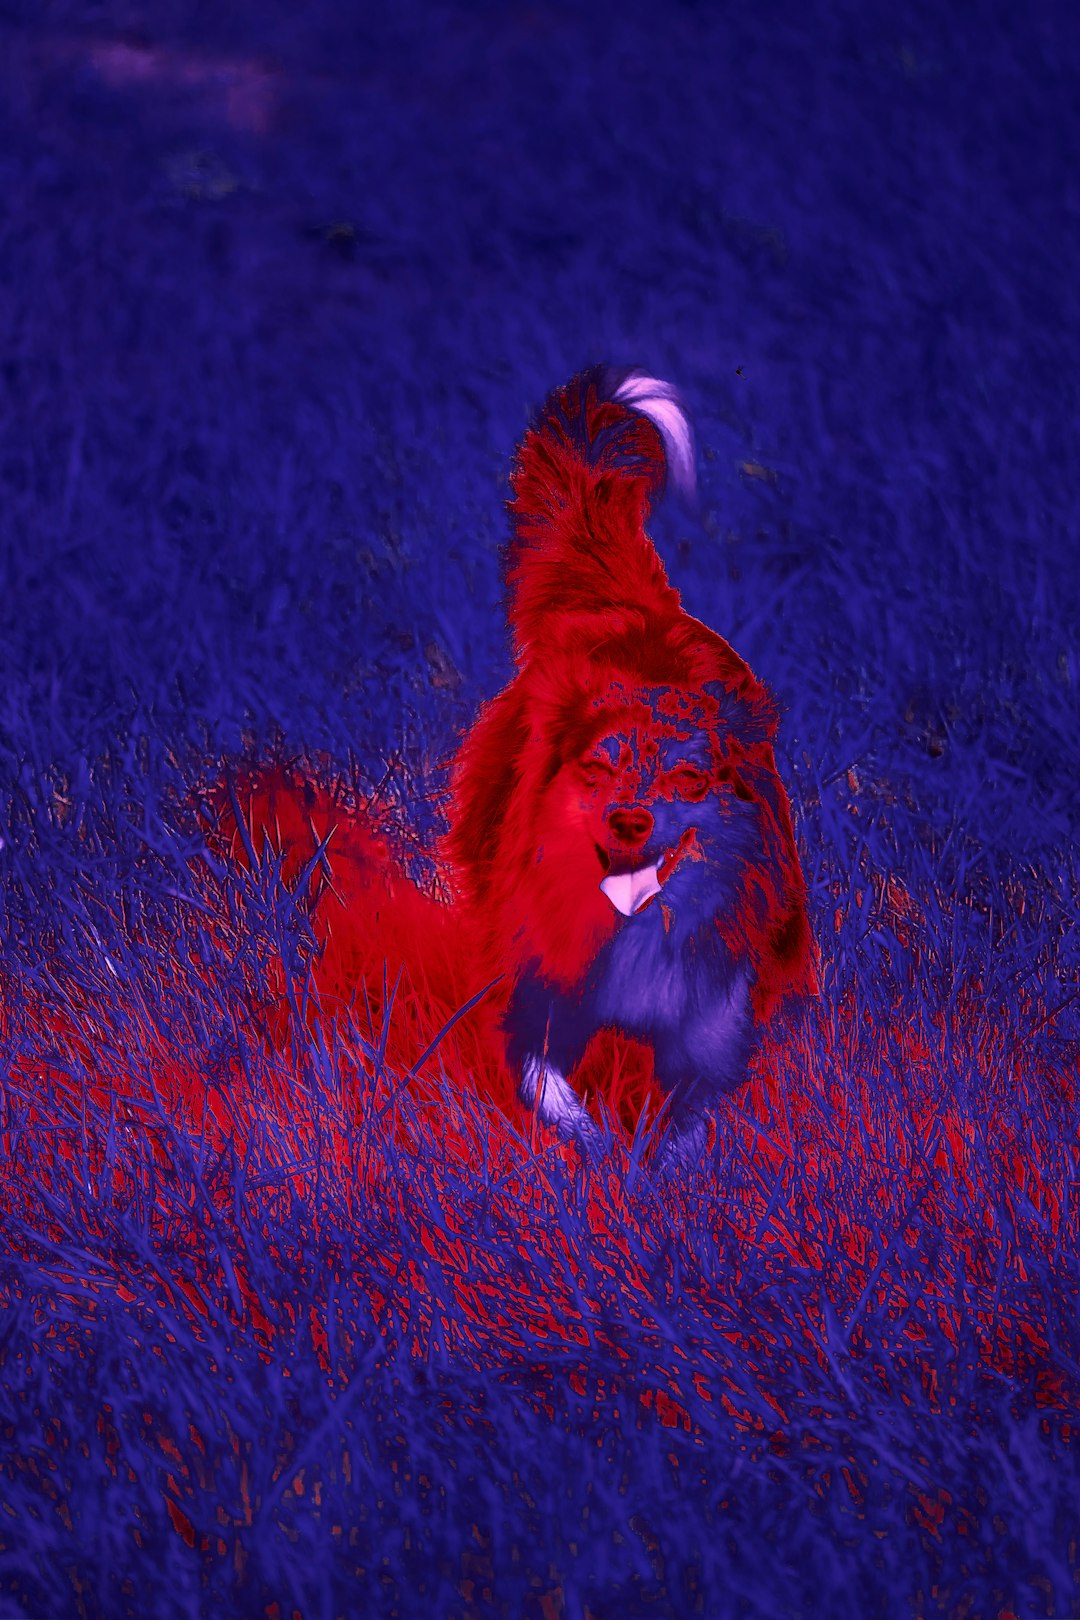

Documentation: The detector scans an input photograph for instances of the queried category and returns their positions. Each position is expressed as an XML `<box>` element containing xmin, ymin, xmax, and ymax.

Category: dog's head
<box><xmin>562</xmin><ymin>680</ymin><xmax>764</xmax><ymax>929</ymax></box>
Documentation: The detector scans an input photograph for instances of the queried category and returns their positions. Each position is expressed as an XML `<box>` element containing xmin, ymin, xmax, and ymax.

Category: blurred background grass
<box><xmin>1</xmin><ymin>2</ymin><xmax>1078</xmax><ymax>1615</ymax></box>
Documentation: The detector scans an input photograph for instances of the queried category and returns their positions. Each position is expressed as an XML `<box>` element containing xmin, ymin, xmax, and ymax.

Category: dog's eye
<box><xmin>671</xmin><ymin>766</ymin><xmax>708</xmax><ymax>801</ymax></box>
<box><xmin>579</xmin><ymin>759</ymin><xmax>616</xmax><ymax>788</ymax></box>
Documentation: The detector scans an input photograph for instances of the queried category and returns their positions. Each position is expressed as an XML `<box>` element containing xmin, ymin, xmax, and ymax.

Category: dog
<box><xmin>446</xmin><ymin>367</ymin><xmax>816</xmax><ymax>1164</ymax></box>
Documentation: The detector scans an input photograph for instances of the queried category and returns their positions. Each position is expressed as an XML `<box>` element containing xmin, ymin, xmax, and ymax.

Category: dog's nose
<box><xmin>608</xmin><ymin>807</ymin><xmax>654</xmax><ymax>847</ymax></box>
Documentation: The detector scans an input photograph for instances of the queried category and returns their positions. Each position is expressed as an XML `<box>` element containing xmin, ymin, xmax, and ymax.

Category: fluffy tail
<box><xmin>505</xmin><ymin>366</ymin><xmax>695</xmax><ymax>665</ymax></box>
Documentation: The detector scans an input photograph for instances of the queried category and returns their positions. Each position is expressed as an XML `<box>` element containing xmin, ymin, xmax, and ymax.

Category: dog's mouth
<box><xmin>597</xmin><ymin>829</ymin><xmax>698</xmax><ymax>917</ymax></box>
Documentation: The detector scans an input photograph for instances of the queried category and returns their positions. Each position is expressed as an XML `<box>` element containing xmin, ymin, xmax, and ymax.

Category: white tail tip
<box><xmin>613</xmin><ymin>372</ymin><xmax>696</xmax><ymax>499</ymax></box>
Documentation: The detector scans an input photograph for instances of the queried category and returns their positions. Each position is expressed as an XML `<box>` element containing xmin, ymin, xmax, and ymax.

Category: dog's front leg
<box><xmin>653</xmin><ymin>965</ymin><xmax>755</xmax><ymax>1174</ymax></box>
<box><xmin>519</xmin><ymin>1054</ymin><xmax>601</xmax><ymax>1150</ymax></box>
<box><xmin>655</xmin><ymin>1110</ymin><xmax>716</xmax><ymax>1176</ymax></box>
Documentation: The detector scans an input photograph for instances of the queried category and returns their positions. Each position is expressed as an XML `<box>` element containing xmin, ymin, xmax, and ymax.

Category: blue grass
<box><xmin>2</xmin><ymin>2</ymin><xmax>1080</xmax><ymax>1616</ymax></box>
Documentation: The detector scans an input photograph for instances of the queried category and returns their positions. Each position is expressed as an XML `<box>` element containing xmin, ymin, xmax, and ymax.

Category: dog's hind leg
<box><xmin>519</xmin><ymin>1054</ymin><xmax>602</xmax><ymax>1150</ymax></box>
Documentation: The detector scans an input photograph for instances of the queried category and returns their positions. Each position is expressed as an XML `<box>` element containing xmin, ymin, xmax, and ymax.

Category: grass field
<box><xmin>1</xmin><ymin>3</ymin><xmax>1078</xmax><ymax>1615</ymax></box>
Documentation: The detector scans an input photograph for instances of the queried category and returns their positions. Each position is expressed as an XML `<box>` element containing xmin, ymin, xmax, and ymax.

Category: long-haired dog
<box><xmin>219</xmin><ymin>368</ymin><xmax>815</xmax><ymax>1168</ymax></box>
<box><xmin>447</xmin><ymin>367</ymin><xmax>816</xmax><ymax>1164</ymax></box>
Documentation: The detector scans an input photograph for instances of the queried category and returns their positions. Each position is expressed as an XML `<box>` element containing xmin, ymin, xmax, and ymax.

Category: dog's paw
<box><xmin>519</xmin><ymin>1054</ymin><xmax>612</xmax><ymax>1159</ymax></box>
<box><xmin>653</xmin><ymin>1111</ymin><xmax>717</xmax><ymax>1178</ymax></box>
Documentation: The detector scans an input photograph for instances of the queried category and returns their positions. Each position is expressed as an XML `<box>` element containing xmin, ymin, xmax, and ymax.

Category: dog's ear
<box><xmin>699</xmin><ymin>677</ymin><xmax>779</xmax><ymax>742</ymax></box>
<box><xmin>444</xmin><ymin>685</ymin><xmax>530</xmax><ymax>905</ymax></box>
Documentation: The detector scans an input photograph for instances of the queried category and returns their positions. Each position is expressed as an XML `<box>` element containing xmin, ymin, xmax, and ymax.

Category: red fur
<box><xmin>210</xmin><ymin>768</ymin><xmax>518</xmax><ymax>1116</ymax></box>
